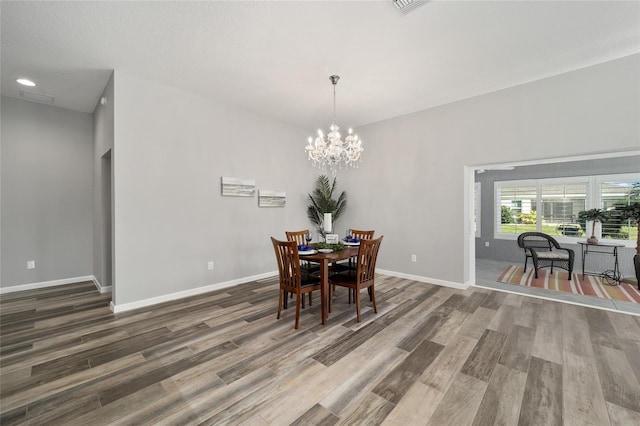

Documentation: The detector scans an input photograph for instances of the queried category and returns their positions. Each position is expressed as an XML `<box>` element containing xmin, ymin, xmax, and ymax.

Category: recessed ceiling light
<box><xmin>16</xmin><ymin>78</ymin><xmax>36</xmax><ymax>87</ymax></box>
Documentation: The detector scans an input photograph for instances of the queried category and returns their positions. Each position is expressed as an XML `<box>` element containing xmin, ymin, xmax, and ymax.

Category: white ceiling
<box><xmin>2</xmin><ymin>1</ymin><xmax>639</xmax><ymax>130</ymax></box>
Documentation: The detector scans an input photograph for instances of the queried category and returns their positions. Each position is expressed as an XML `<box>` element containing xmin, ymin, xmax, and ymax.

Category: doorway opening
<box><xmin>101</xmin><ymin>150</ymin><xmax>113</xmax><ymax>300</ymax></box>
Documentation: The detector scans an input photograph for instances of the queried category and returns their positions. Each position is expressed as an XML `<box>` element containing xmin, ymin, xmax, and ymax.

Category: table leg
<box><xmin>581</xmin><ymin>245</ymin><xmax>586</xmax><ymax>280</ymax></box>
<box><xmin>320</xmin><ymin>259</ymin><xmax>328</xmax><ymax>325</ymax></box>
<box><xmin>613</xmin><ymin>247</ymin><xmax>621</xmax><ymax>285</ymax></box>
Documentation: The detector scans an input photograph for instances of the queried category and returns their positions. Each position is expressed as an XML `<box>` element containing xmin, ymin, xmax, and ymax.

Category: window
<box><xmin>600</xmin><ymin>178</ymin><xmax>640</xmax><ymax>242</ymax></box>
<box><xmin>474</xmin><ymin>182</ymin><xmax>481</xmax><ymax>238</ymax></box>
<box><xmin>494</xmin><ymin>173</ymin><xmax>640</xmax><ymax>245</ymax></box>
<box><xmin>496</xmin><ymin>183</ymin><xmax>537</xmax><ymax>235</ymax></box>
<box><xmin>541</xmin><ymin>182</ymin><xmax>586</xmax><ymax>236</ymax></box>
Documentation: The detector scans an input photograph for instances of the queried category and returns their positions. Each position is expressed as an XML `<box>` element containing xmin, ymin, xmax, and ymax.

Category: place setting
<box><xmin>297</xmin><ymin>232</ymin><xmax>317</xmax><ymax>255</ymax></box>
<box><xmin>342</xmin><ymin>229</ymin><xmax>360</xmax><ymax>246</ymax></box>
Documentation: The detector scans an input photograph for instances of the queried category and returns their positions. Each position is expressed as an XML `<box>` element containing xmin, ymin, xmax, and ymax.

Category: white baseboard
<box><xmin>377</xmin><ymin>269</ymin><xmax>470</xmax><ymax>290</ymax></box>
<box><xmin>2</xmin><ymin>269</ymin><xmax>468</xmax><ymax>311</ymax></box>
<box><xmin>0</xmin><ymin>275</ymin><xmax>97</xmax><ymax>294</ymax></box>
<box><xmin>110</xmin><ymin>271</ymin><xmax>278</xmax><ymax>313</ymax></box>
<box><xmin>91</xmin><ymin>277</ymin><xmax>112</xmax><ymax>294</ymax></box>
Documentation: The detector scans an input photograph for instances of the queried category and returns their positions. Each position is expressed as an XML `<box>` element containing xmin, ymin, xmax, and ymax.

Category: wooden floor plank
<box><xmin>460</xmin><ymin>329</ymin><xmax>508</xmax><ymax>382</ymax></box>
<box><xmin>591</xmin><ymin>343</ymin><xmax>640</xmax><ymax>413</ymax></box>
<box><xmin>518</xmin><ymin>356</ymin><xmax>563</xmax><ymax>426</ymax></box>
<box><xmin>427</xmin><ymin>372</ymin><xmax>487</xmax><ymax>426</ymax></box>
<box><xmin>562</xmin><ymin>351</ymin><xmax>610</xmax><ymax>426</ymax></box>
<box><xmin>498</xmin><ymin>324</ymin><xmax>535</xmax><ymax>373</ymax></box>
<box><xmin>472</xmin><ymin>364</ymin><xmax>527</xmax><ymax>426</ymax></box>
<box><xmin>380</xmin><ymin>381</ymin><xmax>444</xmax><ymax>426</ymax></box>
<box><xmin>371</xmin><ymin>339</ymin><xmax>444</xmax><ymax>404</ymax></box>
<box><xmin>1</xmin><ymin>277</ymin><xmax>639</xmax><ymax>425</ymax></box>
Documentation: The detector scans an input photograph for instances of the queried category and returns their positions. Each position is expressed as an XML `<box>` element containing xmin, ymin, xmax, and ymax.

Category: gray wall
<box><xmin>2</xmin><ymin>53</ymin><xmax>637</xmax><ymax>303</ymax></box>
<box><xmin>1</xmin><ymin>96</ymin><xmax>94</xmax><ymax>287</ymax></box>
<box><xmin>111</xmin><ymin>71</ymin><xmax>317</xmax><ymax>307</ymax></box>
<box><xmin>475</xmin><ymin>156</ymin><xmax>640</xmax><ymax>276</ymax></box>
<box><xmin>93</xmin><ymin>73</ymin><xmax>115</xmax><ymax>293</ymax></box>
<box><xmin>340</xmin><ymin>54</ymin><xmax>639</xmax><ymax>286</ymax></box>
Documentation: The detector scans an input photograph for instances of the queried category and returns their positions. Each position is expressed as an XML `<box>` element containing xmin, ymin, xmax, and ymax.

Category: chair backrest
<box><xmin>350</xmin><ymin>229</ymin><xmax>375</xmax><ymax>240</ymax></box>
<box><xmin>354</xmin><ymin>236</ymin><xmax>383</xmax><ymax>284</ymax></box>
<box><xmin>517</xmin><ymin>232</ymin><xmax>560</xmax><ymax>252</ymax></box>
<box><xmin>285</xmin><ymin>230</ymin><xmax>309</xmax><ymax>246</ymax></box>
<box><xmin>271</xmin><ymin>237</ymin><xmax>302</xmax><ymax>290</ymax></box>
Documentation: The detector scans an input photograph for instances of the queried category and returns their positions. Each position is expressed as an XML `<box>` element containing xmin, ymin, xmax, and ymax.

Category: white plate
<box><xmin>343</xmin><ymin>241</ymin><xmax>360</xmax><ymax>246</ymax></box>
<box><xmin>299</xmin><ymin>250</ymin><xmax>317</xmax><ymax>255</ymax></box>
<box><xmin>318</xmin><ymin>248</ymin><xmax>333</xmax><ymax>253</ymax></box>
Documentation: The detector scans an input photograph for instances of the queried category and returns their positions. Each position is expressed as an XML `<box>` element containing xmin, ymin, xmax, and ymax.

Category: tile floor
<box><xmin>475</xmin><ymin>258</ymin><xmax>640</xmax><ymax>316</ymax></box>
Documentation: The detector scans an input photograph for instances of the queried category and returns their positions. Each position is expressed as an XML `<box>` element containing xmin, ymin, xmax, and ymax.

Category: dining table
<box><xmin>302</xmin><ymin>245</ymin><xmax>360</xmax><ymax>325</ymax></box>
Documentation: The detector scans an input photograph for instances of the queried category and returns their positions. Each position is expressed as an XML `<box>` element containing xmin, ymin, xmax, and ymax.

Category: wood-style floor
<box><xmin>1</xmin><ymin>275</ymin><xmax>640</xmax><ymax>425</ymax></box>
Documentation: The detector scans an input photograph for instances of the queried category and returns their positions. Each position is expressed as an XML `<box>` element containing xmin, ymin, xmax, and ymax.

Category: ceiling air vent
<box><xmin>392</xmin><ymin>0</ymin><xmax>427</xmax><ymax>14</ymax></box>
<box><xmin>19</xmin><ymin>89</ymin><xmax>55</xmax><ymax>105</ymax></box>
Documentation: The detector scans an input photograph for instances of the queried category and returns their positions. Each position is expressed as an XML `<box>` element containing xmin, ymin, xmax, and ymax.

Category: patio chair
<box><xmin>517</xmin><ymin>232</ymin><xmax>574</xmax><ymax>280</ymax></box>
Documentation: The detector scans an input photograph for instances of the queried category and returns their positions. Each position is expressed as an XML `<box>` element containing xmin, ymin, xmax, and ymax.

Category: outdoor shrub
<box><xmin>501</xmin><ymin>206</ymin><xmax>514</xmax><ymax>224</ymax></box>
<box><xmin>518</xmin><ymin>211</ymin><xmax>537</xmax><ymax>224</ymax></box>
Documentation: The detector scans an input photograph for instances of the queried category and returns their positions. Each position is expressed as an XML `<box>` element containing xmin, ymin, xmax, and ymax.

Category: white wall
<box><xmin>111</xmin><ymin>71</ymin><xmax>317</xmax><ymax>307</ymax></box>
<box><xmin>341</xmin><ymin>54</ymin><xmax>640</xmax><ymax>286</ymax></box>
<box><xmin>1</xmin><ymin>96</ymin><xmax>94</xmax><ymax>288</ymax></box>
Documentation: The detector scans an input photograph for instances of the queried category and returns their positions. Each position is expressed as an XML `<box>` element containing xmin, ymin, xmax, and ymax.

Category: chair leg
<box><xmin>277</xmin><ymin>289</ymin><xmax>283</xmax><ymax>319</ymax></box>
<box><xmin>370</xmin><ymin>284</ymin><xmax>377</xmax><ymax>313</ymax></box>
<box><xmin>524</xmin><ymin>257</ymin><xmax>528</xmax><ymax>273</ymax></box>
<box><xmin>295</xmin><ymin>294</ymin><xmax>301</xmax><ymax>329</ymax></box>
<box><xmin>329</xmin><ymin>284</ymin><xmax>333</xmax><ymax>313</ymax></box>
<box><xmin>302</xmin><ymin>293</ymin><xmax>306</xmax><ymax>309</ymax></box>
<box><xmin>355</xmin><ymin>287</ymin><xmax>361</xmax><ymax>323</ymax></box>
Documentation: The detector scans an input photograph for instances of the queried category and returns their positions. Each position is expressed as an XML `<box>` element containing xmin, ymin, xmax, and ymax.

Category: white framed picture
<box><xmin>325</xmin><ymin>234</ymin><xmax>339</xmax><ymax>244</ymax></box>
<box><xmin>221</xmin><ymin>176</ymin><xmax>255</xmax><ymax>197</ymax></box>
<box><xmin>258</xmin><ymin>190</ymin><xmax>286</xmax><ymax>207</ymax></box>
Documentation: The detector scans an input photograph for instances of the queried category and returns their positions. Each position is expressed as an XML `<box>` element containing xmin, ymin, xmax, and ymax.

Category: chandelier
<box><xmin>306</xmin><ymin>75</ymin><xmax>363</xmax><ymax>174</ymax></box>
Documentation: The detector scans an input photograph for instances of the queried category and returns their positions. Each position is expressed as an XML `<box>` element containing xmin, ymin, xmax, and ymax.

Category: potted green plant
<box><xmin>579</xmin><ymin>208</ymin><xmax>609</xmax><ymax>244</ymax></box>
<box><xmin>307</xmin><ymin>175</ymin><xmax>347</xmax><ymax>238</ymax></box>
<box><xmin>620</xmin><ymin>202</ymin><xmax>640</xmax><ymax>287</ymax></box>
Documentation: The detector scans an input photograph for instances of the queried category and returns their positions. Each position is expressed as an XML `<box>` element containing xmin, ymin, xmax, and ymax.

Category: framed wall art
<box><xmin>221</xmin><ymin>176</ymin><xmax>256</xmax><ymax>197</ymax></box>
<box><xmin>258</xmin><ymin>190</ymin><xmax>286</xmax><ymax>207</ymax></box>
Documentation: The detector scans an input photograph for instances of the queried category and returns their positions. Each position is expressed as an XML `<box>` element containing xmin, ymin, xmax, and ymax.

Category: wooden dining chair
<box><xmin>329</xmin><ymin>236</ymin><xmax>383</xmax><ymax>323</ymax></box>
<box><xmin>286</xmin><ymin>230</ymin><xmax>320</xmax><ymax>306</ymax></box>
<box><xmin>333</xmin><ymin>229</ymin><xmax>375</xmax><ymax>303</ymax></box>
<box><xmin>333</xmin><ymin>229</ymin><xmax>375</xmax><ymax>271</ymax></box>
<box><xmin>350</xmin><ymin>229</ymin><xmax>375</xmax><ymax>240</ymax></box>
<box><xmin>271</xmin><ymin>237</ymin><xmax>321</xmax><ymax>329</ymax></box>
<box><xmin>285</xmin><ymin>229</ymin><xmax>308</xmax><ymax>246</ymax></box>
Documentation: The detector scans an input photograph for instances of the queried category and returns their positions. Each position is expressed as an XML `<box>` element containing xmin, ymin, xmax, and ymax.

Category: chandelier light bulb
<box><xmin>306</xmin><ymin>75</ymin><xmax>364</xmax><ymax>174</ymax></box>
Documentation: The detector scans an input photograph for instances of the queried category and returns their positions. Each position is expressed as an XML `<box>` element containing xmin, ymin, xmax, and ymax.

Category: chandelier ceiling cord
<box><xmin>306</xmin><ymin>75</ymin><xmax>363</xmax><ymax>174</ymax></box>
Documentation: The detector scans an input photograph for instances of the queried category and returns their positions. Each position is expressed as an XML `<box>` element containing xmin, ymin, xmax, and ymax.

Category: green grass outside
<box><xmin>500</xmin><ymin>224</ymin><xmax>638</xmax><ymax>240</ymax></box>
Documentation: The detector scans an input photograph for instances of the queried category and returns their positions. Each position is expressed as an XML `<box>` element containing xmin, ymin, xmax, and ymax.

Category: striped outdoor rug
<box><xmin>497</xmin><ymin>265</ymin><xmax>640</xmax><ymax>304</ymax></box>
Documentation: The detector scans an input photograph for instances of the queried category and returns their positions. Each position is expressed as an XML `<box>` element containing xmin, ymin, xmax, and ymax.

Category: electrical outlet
<box><xmin>27</xmin><ymin>260</ymin><xmax>35</xmax><ymax>269</ymax></box>
<box><xmin>485</xmin><ymin>242</ymin><xmax>490</xmax><ymax>247</ymax></box>
<box><xmin>207</xmin><ymin>261</ymin><xmax>214</xmax><ymax>271</ymax></box>
<box><xmin>411</xmin><ymin>254</ymin><xmax>417</xmax><ymax>263</ymax></box>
